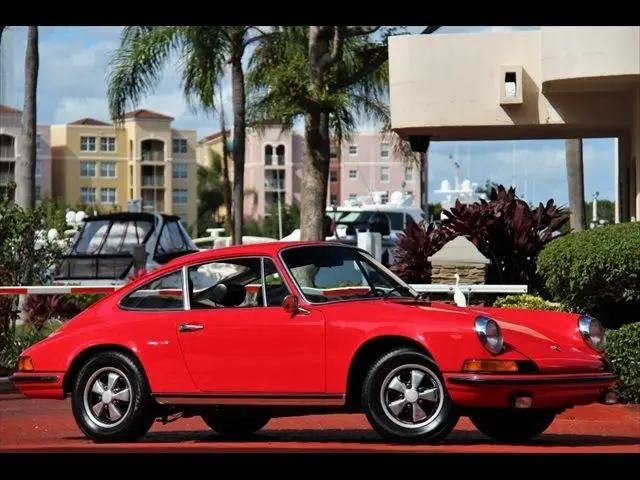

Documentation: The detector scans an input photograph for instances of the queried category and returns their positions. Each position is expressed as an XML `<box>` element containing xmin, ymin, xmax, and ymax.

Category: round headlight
<box><xmin>578</xmin><ymin>315</ymin><xmax>605</xmax><ymax>352</ymax></box>
<box><xmin>474</xmin><ymin>316</ymin><xmax>504</xmax><ymax>354</ymax></box>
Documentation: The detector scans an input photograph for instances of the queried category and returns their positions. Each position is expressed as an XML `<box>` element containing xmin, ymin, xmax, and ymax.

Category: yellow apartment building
<box><xmin>51</xmin><ymin>109</ymin><xmax>199</xmax><ymax>232</ymax></box>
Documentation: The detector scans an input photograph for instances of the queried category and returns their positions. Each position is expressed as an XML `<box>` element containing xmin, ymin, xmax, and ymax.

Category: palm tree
<box><xmin>106</xmin><ymin>26</ymin><xmax>273</xmax><ymax>245</ymax></box>
<box><xmin>247</xmin><ymin>26</ymin><xmax>440</xmax><ymax>239</ymax></box>
<box><xmin>14</xmin><ymin>26</ymin><xmax>39</xmax><ymax>211</ymax></box>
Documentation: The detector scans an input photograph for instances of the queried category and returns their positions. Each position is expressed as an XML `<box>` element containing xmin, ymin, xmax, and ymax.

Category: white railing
<box><xmin>0</xmin><ymin>283</ymin><xmax>527</xmax><ymax>308</ymax></box>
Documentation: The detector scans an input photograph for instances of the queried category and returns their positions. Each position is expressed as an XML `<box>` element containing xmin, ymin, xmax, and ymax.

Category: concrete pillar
<box><xmin>616</xmin><ymin>132</ymin><xmax>632</xmax><ymax>223</ymax></box>
<box><xmin>633</xmin><ymin>87</ymin><xmax>640</xmax><ymax>220</ymax></box>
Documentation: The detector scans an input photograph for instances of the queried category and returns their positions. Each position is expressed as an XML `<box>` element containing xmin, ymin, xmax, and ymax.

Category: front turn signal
<box><xmin>18</xmin><ymin>356</ymin><xmax>34</xmax><ymax>372</ymax></box>
<box><xmin>463</xmin><ymin>359</ymin><xmax>519</xmax><ymax>373</ymax></box>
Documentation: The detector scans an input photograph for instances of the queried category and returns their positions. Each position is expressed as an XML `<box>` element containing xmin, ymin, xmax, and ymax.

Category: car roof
<box><xmin>155</xmin><ymin>240</ymin><xmax>351</xmax><ymax>273</ymax></box>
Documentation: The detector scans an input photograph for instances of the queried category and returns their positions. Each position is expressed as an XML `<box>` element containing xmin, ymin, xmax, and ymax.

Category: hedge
<box><xmin>605</xmin><ymin>322</ymin><xmax>640</xmax><ymax>404</ymax></box>
<box><xmin>493</xmin><ymin>294</ymin><xmax>564</xmax><ymax>311</ymax></box>
<box><xmin>493</xmin><ymin>294</ymin><xmax>639</xmax><ymax>404</ymax></box>
<box><xmin>536</xmin><ymin>222</ymin><xmax>640</xmax><ymax>327</ymax></box>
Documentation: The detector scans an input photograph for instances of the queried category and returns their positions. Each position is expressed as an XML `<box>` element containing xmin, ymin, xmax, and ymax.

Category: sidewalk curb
<box><xmin>0</xmin><ymin>376</ymin><xmax>18</xmax><ymax>394</ymax></box>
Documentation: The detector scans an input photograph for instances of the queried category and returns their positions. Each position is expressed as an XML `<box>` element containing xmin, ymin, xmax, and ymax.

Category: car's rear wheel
<box><xmin>201</xmin><ymin>409</ymin><xmax>271</xmax><ymax>438</ymax></box>
<box><xmin>469</xmin><ymin>409</ymin><xmax>556</xmax><ymax>442</ymax></box>
<box><xmin>361</xmin><ymin>348</ymin><xmax>459</xmax><ymax>443</ymax></box>
<box><xmin>71</xmin><ymin>351</ymin><xmax>156</xmax><ymax>442</ymax></box>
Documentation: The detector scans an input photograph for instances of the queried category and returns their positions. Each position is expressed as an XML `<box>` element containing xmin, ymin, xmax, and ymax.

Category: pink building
<box><xmin>0</xmin><ymin>105</ymin><xmax>52</xmax><ymax>202</ymax></box>
<box><xmin>199</xmin><ymin>125</ymin><xmax>421</xmax><ymax>221</ymax></box>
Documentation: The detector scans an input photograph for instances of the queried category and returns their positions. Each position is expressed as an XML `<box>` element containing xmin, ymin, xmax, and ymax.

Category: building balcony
<box><xmin>141</xmin><ymin>176</ymin><xmax>165</xmax><ymax>187</ymax></box>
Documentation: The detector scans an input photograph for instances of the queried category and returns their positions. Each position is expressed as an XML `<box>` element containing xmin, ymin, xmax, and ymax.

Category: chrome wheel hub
<box><xmin>380</xmin><ymin>364</ymin><xmax>445</xmax><ymax>429</ymax></box>
<box><xmin>83</xmin><ymin>367</ymin><xmax>133</xmax><ymax>429</ymax></box>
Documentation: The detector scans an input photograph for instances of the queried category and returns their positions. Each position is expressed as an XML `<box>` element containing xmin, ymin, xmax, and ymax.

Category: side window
<box><xmin>120</xmin><ymin>269</ymin><xmax>184</xmax><ymax>310</ymax></box>
<box><xmin>261</xmin><ymin>258</ymin><xmax>291</xmax><ymax>307</ymax></box>
<box><xmin>187</xmin><ymin>257</ymin><xmax>262</xmax><ymax>309</ymax></box>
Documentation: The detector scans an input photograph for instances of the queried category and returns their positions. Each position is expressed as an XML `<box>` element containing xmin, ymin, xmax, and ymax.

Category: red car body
<box><xmin>11</xmin><ymin>241</ymin><xmax>618</xmax><ymax>443</ymax></box>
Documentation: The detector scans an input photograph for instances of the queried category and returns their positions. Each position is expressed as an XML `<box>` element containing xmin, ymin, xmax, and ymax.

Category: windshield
<box><xmin>280</xmin><ymin>245</ymin><xmax>417</xmax><ymax>303</ymax></box>
<box><xmin>73</xmin><ymin>219</ymin><xmax>153</xmax><ymax>255</ymax></box>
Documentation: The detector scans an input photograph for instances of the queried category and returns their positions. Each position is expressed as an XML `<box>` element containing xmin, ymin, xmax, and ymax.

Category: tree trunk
<box><xmin>219</xmin><ymin>115</ymin><xmax>235</xmax><ymax>244</ymax></box>
<box><xmin>230</xmin><ymin>56</ymin><xmax>246</xmax><ymax>245</ymax></box>
<box><xmin>301</xmin><ymin>108</ymin><xmax>331</xmax><ymax>240</ymax></box>
<box><xmin>15</xmin><ymin>26</ymin><xmax>38</xmax><ymax>210</ymax></box>
<box><xmin>300</xmin><ymin>26</ymin><xmax>339</xmax><ymax>241</ymax></box>
<box><xmin>565</xmin><ymin>138</ymin><xmax>586</xmax><ymax>231</ymax></box>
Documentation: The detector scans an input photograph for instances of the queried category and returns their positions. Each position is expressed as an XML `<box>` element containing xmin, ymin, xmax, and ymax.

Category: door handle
<box><xmin>178</xmin><ymin>323</ymin><xmax>204</xmax><ymax>332</ymax></box>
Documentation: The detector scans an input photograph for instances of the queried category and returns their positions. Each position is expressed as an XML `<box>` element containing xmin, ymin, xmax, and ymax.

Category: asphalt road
<box><xmin>1</xmin><ymin>393</ymin><xmax>638</xmax><ymax>453</ymax></box>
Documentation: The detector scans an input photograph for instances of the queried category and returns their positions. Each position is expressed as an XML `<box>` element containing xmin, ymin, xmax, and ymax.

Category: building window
<box><xmin>80</xmin><ymin>161</ymin><xmax>96</xmax><ymax>177</ymax></box>
<box><xmin>330</xmin><ymin>170</ymin><xmax>337</xmax><ymax>182</ymax></box>
<box><xmin>349</xmin><ymin>169</ymin><xmax>358</xmax><ymax>179</ymax></box>
<box><xmin>100</xmin><ymin>136</ymin><xmax>116</xmax><ymax>152</ymax></box>
<box><xmin>380</xmin><ymin>142</ymin><xmax>390</xmax><ymax>158</ymax></box>
<box><xmin>172</xmin><ymin>163</ymin><xmax>188</xmax><ymax>179</ymax></box>
<box><xmin>349</xmin><ymin>194</ymin><xmax>357</xmax><ymax>200</ymax></box>
<box><xmin>330</xmin><ymin>194</ymin><xmax>337</xmax><ymax>205</ymax></box>
<box><xmin>36</xmin><ymin>133</ymin><xmax>42</xmax><ymax>151</ymax></box>
<box><xmin>404</xmin><ymin>167</ymin><xmax>413</xmax><ymax>181</ymax></box>
<box><xmin>172</xmin><ymin>138</ymin><xmax>187</xmax><ymax>154</ymax></box>
<box><xmin>173</xmin><ymin>188</ymin><xmax>188</xmax><ymax>204</ymax></box>
<box><xmin>101</xmin><ymin>187</ymin><xmax>117</xmax><ymax>204</ymax></box>
<box><xmin>380</xmin><ymin>166</ymin><xmax>389</xmax><ymax>182</ymax></box>
<box><xmin>100</xmin><ymin>161</ymin><xmax>116</xmax><ymax>178</ymax></box>
<box><xmin>80</xmin><ymin>136</ymin><xmax>96</xmax><ymax>152</ymax></box>
<box><xmin>35</xmin><ymin>185</ymin><xmax>41</xmax><ymax>201</ymax></box>
<box><xmin>35</xmin><ymin>159</ymin><xmax>42</xmax><ymax>177</ymax></box>
<box><xmin>348</xmin><ymin>144</ymin><xmax>358</xmax><ymax>156</ymax></box>
<box><xmin>80</xmin><ymin>187</ymin><xmax>96</xmax><ymax>203</ymax></box>
<box><xmin>264</xmin><ymin>145</ymin><xmax>273</xmax><ymax>166</ymax></box>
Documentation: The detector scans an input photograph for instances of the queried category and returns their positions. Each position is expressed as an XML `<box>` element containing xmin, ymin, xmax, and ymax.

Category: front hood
<box><xmin>382</xmin><ymin>300</ymin><xmax>606</xmax><ymax>373</ymax></box>
<box><xmin>468</xmin><ymin>305</ymin><xmax>606</xmax><ymax>372</ymax></box>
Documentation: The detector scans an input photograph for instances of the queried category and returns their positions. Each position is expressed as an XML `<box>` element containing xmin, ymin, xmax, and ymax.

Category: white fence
<box><xmin>0</xmin><ymin>283</ymin><xmax>527</xmax><ymax>308</ymax></box>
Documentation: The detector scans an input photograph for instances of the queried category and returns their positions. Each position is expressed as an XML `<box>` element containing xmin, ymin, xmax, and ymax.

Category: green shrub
<box><xmin>537</xmin><ymin>222</ymin><xmax>640</xmax><ymax>327</ymax></box>
<box><xmin>605</xmin><ymin>322</ymin><xmax>640</xmax><ymax>404</ymax></box>
<box><xmin>493</xmin><ymin>294</ymin><xmax>564</xmax><ymax>311</ymax></box>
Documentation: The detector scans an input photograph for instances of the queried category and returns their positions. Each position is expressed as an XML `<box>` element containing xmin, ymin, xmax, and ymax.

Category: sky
<box><xmin>0</xmin><ymin>26</ymin><xmax>616</xmax><ymax>207</ymax></box>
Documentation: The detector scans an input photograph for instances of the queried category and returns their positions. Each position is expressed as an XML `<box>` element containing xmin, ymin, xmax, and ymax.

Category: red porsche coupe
<box><xmin>10</xmin><ymin>242</ymin><xmax>618</xmax><ymax>443</ymax></box>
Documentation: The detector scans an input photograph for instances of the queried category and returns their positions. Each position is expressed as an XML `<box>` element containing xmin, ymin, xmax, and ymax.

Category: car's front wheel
<box><xmin>71</xmin><ymin>351</ymin><xmax>156</xmax><ymax>442</ymax></box>
<box><xmin>201</xmin><ymin>409</ymin><xmax>271</xmax><ymax>438</ymax></box>
<box><xmin>361</xmin><ymin>348</ymin><xmax>459</xmax><ymax>443</ymax></box>
<box><xmin>469</xmin><ymin>409</ymin><xmax>556</xmax><ymax>442</ymax></box>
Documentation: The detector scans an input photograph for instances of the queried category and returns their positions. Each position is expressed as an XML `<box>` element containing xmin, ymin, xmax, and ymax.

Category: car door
<box><xmin>174</xmin><ymin>256</ymin><xmax>326</xmax><ymax>394</ymax></box>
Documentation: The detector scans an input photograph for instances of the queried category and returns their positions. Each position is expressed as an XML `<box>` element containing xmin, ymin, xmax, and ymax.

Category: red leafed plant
<box><xmin>440</xmin><ymin>185</ymin><xmax>570</xmax><ymax>291</ymax></box>
<box><xmin>390</xmin><ymin>220</ymin><xmax>450</xmax><ymax>283</ymax></box>
<box><xmin>392</xmin><ymin>185</ymin><xmax>570</xmax><ymax>293</ymax></box>
<box><xmin>23</xmin><ymin>294</ymin><xmax>85</xmax><ymax>329</ymax></box>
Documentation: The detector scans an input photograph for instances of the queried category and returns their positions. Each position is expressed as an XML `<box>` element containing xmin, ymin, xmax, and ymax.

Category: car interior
<box><xmin>187</xmin><ymin>258</ymin><xmax>291</xmax><ymax>310</ymax></box>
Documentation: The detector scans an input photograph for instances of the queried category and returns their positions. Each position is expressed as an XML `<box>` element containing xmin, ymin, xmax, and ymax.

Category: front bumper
<box><xmin>9</xmin><ymin>372</ymin><xmax>66</xmax><ymax>399</ymax></box>
<box><xmin>444</xmin><ymin>372</ymin><xmax>619</xmax><ymax>409</ymax></box>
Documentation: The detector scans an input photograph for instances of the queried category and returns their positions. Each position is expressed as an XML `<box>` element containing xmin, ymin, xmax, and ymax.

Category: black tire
<box><xmin>361</xmin><ymin>348</ymin><xmax>459</xmax><ymax>443</ymax></box>
<box><xmin>71</xmin><ymin>351</ymin><xmax>156</xmax><ymax>442</ymax></box>
<box><xmin>202</xmin><ymin>409</ymin><xmax>271</xmax><ymax>438</ymax></box>
<box><xmin>469</xmin><ymin>409</ymin><xmax>556</xmax><ymax>442</ymax></box>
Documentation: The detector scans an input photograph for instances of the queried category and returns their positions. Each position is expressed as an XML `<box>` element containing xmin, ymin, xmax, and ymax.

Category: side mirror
<box><xmin>281</xmin><ymin>294</ymin><xmax>300</xmax><ymax>314</ymax></box>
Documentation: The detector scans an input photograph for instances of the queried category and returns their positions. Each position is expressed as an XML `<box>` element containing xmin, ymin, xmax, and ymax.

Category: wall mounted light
<box><xmin>499</xmin><ymin>65</ymin><xmax>523</xmax><ymax>105</ymax></box>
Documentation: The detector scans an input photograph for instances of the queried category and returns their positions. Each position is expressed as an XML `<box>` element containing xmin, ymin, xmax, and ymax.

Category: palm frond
<box><xmin>107</xmin><ymin>26</ymin><xmax>186</xmax><ymax>124</ymax></box>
